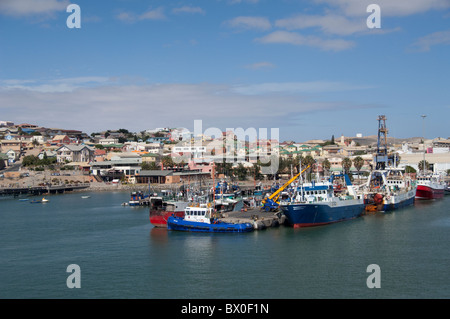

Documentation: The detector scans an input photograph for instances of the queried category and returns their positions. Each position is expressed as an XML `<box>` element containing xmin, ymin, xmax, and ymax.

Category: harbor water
<box><xmin>0</xmin><ymin>191</ymin><xmax>449</xmax><ymax>299</ymax></box>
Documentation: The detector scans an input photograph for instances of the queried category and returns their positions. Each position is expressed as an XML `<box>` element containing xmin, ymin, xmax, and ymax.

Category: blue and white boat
<box><xmin>279</xmin><ymin>173</ymin><xmax>365</xmax><ymax>228</ymax></box>
<box><xmin>360</xmin><ymin>168</ymin><xmax>416</xmax><ymax>212</ymax></box>
<box><xmin>167</xmin><ymin>204</ymin><xmax>253</xmax><ymax>233</ymax></box>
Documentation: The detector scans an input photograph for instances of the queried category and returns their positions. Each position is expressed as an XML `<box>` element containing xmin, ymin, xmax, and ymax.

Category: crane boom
<box><xmin>261</xmin><ymin>164</ymin><xmax>311</xmax><ymax>210</ymax></box>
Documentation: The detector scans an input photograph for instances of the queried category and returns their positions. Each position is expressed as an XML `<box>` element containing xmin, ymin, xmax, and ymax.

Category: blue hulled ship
<box><xmin>167</xmin><ymin>204</ymin><xmax>253</xmax><ymax>233</ymax></box>
<box><xmin>280</xmin><ymin>174</ymin><xmax>365</xmax><ymax>228</ymax></box>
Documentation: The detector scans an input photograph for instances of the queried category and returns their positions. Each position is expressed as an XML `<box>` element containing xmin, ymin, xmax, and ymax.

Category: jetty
<box><xmin>0</xmin><ymin>183</ymin><xmax>90</xmax><ymax>197</ymax></box>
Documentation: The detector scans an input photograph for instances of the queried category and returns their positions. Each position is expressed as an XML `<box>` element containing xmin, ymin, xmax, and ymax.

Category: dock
<box><xmin>220</xmin><ymin>208</ymin><xmax>284</xmax><ymax>230</ymax></box>
<box><xmin>0</xmin><ymin>184</ymin><xmax>90</xmax><ymax>197</ymax></box>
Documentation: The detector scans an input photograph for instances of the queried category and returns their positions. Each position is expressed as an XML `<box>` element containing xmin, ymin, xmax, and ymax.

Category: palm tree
<box><xmin>353</xmin><ymin>156</ymin><xmax>364</xmax><ymax>181</ymax></box>
<box><xmin>322</xmin><ymin>158</ymin><xmax>331</xmax><ymax>177</ymax></box>
<box><xmin>341</xmin><ymin>157</ymin><xmax>352</xmax><ymax>174</ymax></box>
<box><xmin>303</xmin><ymin>155</ymin><xmax>316</xmax><ymax>181</ymax></box>
<box><xmin>418</xmin><ymin>160</ymin><xmax>429</xmax><ymax>173</ymax></box>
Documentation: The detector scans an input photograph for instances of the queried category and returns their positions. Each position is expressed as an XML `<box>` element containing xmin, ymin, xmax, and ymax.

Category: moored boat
<box><xmin>167</xmin><ymin>204</ymin><xmax>253</xmax><ymax>233</ymax></box>
<box><xmin>415</xmin><ymin>174</ymin><xmax>445</xmax><ymax>200</ymax></box>
<box><xmin>149</xmin><ymin>197</ymin><xmax>189</xmax><ymax>228</ymax></box>
<box><xmin>362</xmin><ymin>168</ymin><xmax>416</xmax><ymax>212</ymax></box>
<box><xmin>129</xmin><ymin>191</ymin><xmax>148</xmax><ymax>206</ymax></box>
<box><xmin>280</xmin><ymin>173</ymin><xmax>365</xmax><ymax>228</ymax></box>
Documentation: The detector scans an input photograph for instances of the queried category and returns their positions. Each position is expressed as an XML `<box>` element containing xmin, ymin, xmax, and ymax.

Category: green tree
<box><xmin>353</xmin><ymin>156</ymin><xmax>364</xmax><ymax>181</ymax></box>
<box><xmin>249</xmin><ymin>163</ymin><xmax>263</xmax><ymax>180</ymax></box>
<box><xmin>302</xmin><ymin>155</ymin><xmax>316</xmax><ymax>181</ymax></box>
<box><xmin>321</xmin><ymin>158</ymin><xmax>331</xmax><ymax>177</ymax></box>
<box><xmin>161</xmin><ymin>156</ymin><xmax>174</xmax><ymax>169</ymax></box>
<box><xmin>142</xmin><ymin>161</ymin><xmax>159</xmax><ymax>170</ymax></box>
<box><xmin>418</xmin><ymin>160</ymin><xmax>429</xmax><ymax>173</ymax></box>
<box><xmin>22</xmin><ymin>155</ymin><xmax>39</xmax><ymax>166</ymax></box>
<box><xmin>233</xmin><ymin>163</ymin><xmax>248</xmax><ymax>181</ymax></box>
<box><xmin>341</xmin><ymin>157</ymin><xmax>352</xmax><ymax>174</ymax></box>
<box><xmin>405</xmin><ymin>165</ymin><xmax>416</xmax><ymax>174</ymax></box>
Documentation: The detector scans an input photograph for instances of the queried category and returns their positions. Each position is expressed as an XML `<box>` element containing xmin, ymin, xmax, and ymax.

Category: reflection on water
<box><xmin>0</xmin><ymin>191</ymin><xmax>449</xmax><ymax>298</ymax></box>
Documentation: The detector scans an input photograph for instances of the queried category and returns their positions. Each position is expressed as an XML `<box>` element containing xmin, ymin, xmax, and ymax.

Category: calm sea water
<box><xmin>0</xmin><ymin>191</ymin><xmax>449</xmax><ymax>299</ymax></box>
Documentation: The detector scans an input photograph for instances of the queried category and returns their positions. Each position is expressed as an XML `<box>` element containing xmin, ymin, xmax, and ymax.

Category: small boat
<box><xmin>30</xmin><ymin>199</ymin><xmax>42</xmax><ymax>204</ymax></box>
<box><xmin>42</xmin><ymin>198</ymin><xmax>49</xmax><ymax>202</ymax></box>
<box><xmin>19</xmin><ymin>198</ymin><xmax>29</xmax><ymax>201</ymax></box>
<box><xmin>167</xmin><ymin>204</ymin><xmax>253</xmax><ymax>233</ymax></box>
<box><xmin>81</xmin><ymin>196</ymin><xmax>90</xmax><ymax>199</ymax></box>
<box><xmin>129</xmin><ymin>191</ymin><xmax>149</xmax><ymax>206</ymax></box>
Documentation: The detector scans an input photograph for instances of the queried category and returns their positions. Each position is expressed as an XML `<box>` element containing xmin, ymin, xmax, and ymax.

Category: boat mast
<box><xmin>421</xmin><ymin>114</ymin><xmax>427</xmax><ymax>176</ymax></box>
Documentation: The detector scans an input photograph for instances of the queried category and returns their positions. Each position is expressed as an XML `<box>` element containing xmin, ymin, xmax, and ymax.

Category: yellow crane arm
<box><xmin>262</xmin><ymin>164</ymin><xmax>311</xmax><ymax>204</ymax></box>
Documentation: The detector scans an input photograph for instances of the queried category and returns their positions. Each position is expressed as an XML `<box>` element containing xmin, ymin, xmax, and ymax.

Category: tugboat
<box><xmin>167</xmin><ymin>204</ymin><xmax>253</xmax><ymax>233</ymax></box>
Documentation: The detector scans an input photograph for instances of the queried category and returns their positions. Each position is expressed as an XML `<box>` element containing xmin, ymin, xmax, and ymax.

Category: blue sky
<box><xmin>0</xmin><ymin>0</ymin><xmax>449</xmax><ymax>141</ymax></box>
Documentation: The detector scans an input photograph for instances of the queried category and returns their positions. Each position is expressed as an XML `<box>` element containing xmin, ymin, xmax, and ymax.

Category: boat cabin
<box><xmin>184</xmin><ymin>205</ymin><xmax>213</xmax><ymax>224</ymax></box>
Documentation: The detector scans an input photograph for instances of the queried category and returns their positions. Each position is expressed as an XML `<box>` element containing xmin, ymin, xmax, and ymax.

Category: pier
<box><xmin>0</xmin><ymin>183</ymin><xmax>90</xmax><ymax>197</ymax></box>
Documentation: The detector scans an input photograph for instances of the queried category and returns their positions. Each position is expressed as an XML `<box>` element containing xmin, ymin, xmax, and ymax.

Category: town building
<box><xmin>56</xmin><ymin>144</ymin><xmax>95</xmax><ymax>163</ymax></box>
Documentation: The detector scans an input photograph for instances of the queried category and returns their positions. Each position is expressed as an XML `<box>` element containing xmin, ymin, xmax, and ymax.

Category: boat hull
<box><xmin>167</xmin><ymin>216</ymin><xmax>253</xmax><ymax>233</ymax></box>
<box><xmin>150</xmin><ymin>210</ymin><xmax>184</xmax><ymax>228</ymax></box>
<box><xmin>281</xmin><ymin>200</ymin><xmax>364</xmax><ymax>228</ymax></box>
<box><xmin>415</xmin><ymin>185</ymin><xmax>445</xmax><ymax>200</ymax></box>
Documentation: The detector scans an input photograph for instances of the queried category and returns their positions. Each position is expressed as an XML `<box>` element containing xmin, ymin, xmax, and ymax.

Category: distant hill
<box><xmin>351</xmin><ymin>135</ymin><xmax>424</xmax><ymax>146</ymax></box>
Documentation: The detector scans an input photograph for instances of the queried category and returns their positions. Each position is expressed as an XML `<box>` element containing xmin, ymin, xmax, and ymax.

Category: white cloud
<box><xmin>139</xmin><ymin>7</ymin><xmax>166</xmax><ymax>20</ymax></box>
<box><xmin>0</xmin><ymin>0</ymin><xmax>69</xmax><ymax>17</ymax></box>
<box><xmin>313</xmin><ymin>0</ymin><xmax>450</xmax><ymax>17</ymax></box>
<box><xmin>117</xmin><ymin>7</ymin><xmax>166</xmax><ymax>22</ymax></box>
<box><xmin>244</xmin><ymin>62</ymin><xmax>276</xmax><ymax>70</ymax></box>
<box><xmin>172</xmin><ymin>6</ymin><xmax>205</xmax><ymax>15</ymax></box>
<box><xmin>275</xmin><ymin>14</ymin><xmax>367</xmax><ymax>36</ymax></box>
<box><xmin>0</xmin><ymin>80</ymin><xmax>373</xmax><ymax>133</ymax></box>
<box><xmin>411</xmin><ymin>30</ymin><xmax>450</xmax><ymax>51</ymax></box>
<box><xmin>255</xmin><ymin>30</ymin><xmax>355</xmax><ymax>51</ymax></box>
<box><xmin>224</xmin><ymin>16</ymin><xmax>271</xmax><ymax>31</ymax></box>
<box><xmin>232</xmin><ymin>81</ymin><xmax>373</xmax><ymax>95</ymax></box>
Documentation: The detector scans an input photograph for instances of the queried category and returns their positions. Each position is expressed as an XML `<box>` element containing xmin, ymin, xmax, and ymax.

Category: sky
<box><xmin>0</xmin><ymin>0</ymin><xmax>449</xmax><ymax>142</ymax></box>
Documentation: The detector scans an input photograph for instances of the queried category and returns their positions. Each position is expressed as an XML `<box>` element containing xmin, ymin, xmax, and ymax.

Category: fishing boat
<box><xmin>279</xmin><ymin>173</ymin><xmax>365</xmax><ymax>228</ymax></box>
<box><xmin>149</xmin><ymin>196</ymin><xmax>190</xmax><ymax>228</ymax></box>
<box><xmin>415</xmin><ymin>174</ymin><xmax>445</xmax><ymax>200</ymax></box>
<box><xmin>361</xmin><ymin>168</ymin><xmax>416</xmax><ymax>212</ymax></box>
<box><xmin>129</xmin><ymin>191</ymin><xmax>148</xmax><ymax>206</ymax></box>
<box><xmin>167</xmin><ymin>204</ymin><xmax>253</xmax><ymax>233</ymax></box>
<box><xmin>214</xmin><ymin>181</ymin><xmax>241</xmax><ymax>200</ymax></box>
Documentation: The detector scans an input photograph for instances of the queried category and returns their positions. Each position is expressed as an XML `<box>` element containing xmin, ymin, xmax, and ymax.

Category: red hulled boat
<box><xmin>149</xmin><ymin>197</ymin><xmax>190</xmax><ymax>228</ymax></box>
<box><xmin>415</xmin><ymin>175</ymin><xmax>445</xmax><ymax>200</ymax></box>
